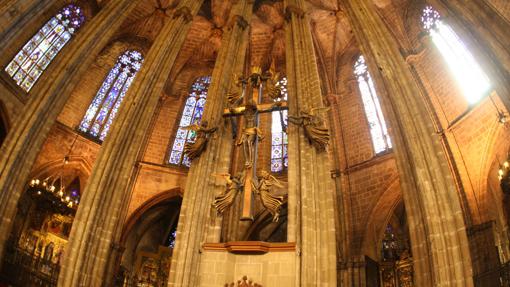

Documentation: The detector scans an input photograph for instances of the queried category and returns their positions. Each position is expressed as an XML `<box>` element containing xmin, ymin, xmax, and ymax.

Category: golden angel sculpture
<box><xmin>263</xmin><ymin>69</ymin><xmax>283</xmax><ymax>100</ymax></box>
<box><xmin>212</xmin><ymin>172</ymin><xmax>245</xmax><ymax>214</ymax></box>
<box><xmin>288</xmin><ymin>107</ymin><xmax>330</xmax><ymax>152</ymax></box>
<box><xmin>252</xmin><ymin>170</ymin><xmax>284</xmax><ymax>222</ymax></box>
<box><xmin>183</xmin><ymin>120</ymin><xmax>217</xmax><ymax>160</ymax></box>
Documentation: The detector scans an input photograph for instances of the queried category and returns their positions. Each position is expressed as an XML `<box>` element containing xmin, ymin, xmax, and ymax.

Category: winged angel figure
<box><xmin>288</xmin><ymin>107</ymin><xmax>330</xmax><ymax>152</ymax></box>
<box><xmin>263</xmin><ymin>68</ymin><xmax>284</xmax><ymax>100</ymax></box>
<box><xmin>182</xmin><ymin>120</ymin><xmax>217</xmax><ymax>160</ymax></box>
<box><xmin>212</xmin><ymin>172</ymin><xmax>245</xmax><ymax>214</ymax></box>
<box><xmin>252</xmin><ymin>170</ymin><xmax>285</xmax><ymax>222</ymax></box>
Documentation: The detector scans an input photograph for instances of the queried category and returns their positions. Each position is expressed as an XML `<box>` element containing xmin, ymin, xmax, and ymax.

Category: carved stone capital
<box><xmin>229</xmin><ymin>14</ymin><xmax>249</xmax><ymax>30</ymax></box>
<box><xmin>284</xmin><ymin>5</ymin><xmax>305</xmax><ymax>21</ymax></box>
<box><xmin>173</xmin><ymin>6</ymin><xmax>193</xmax><ymax>23</ymax></box>
<box><xmin>325</xmin><ymin>93</ymin><xmax>340</xmax><ymax>106</ymax></box>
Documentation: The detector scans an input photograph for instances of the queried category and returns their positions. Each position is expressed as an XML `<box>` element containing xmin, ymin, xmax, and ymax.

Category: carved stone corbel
<box><xmin>284</xmin><ymin>5</ymin><xmax>305</xmax><ymax>21</ymax></box>
<box><xmin>228</xmin><ymin>15</ymin><xmax>249</xmax><ymax>30</ymax></box>
<box><xmin>173</xmin><ymin>6</ymin><xmax>193</xmax><ymax>23</ymax></box>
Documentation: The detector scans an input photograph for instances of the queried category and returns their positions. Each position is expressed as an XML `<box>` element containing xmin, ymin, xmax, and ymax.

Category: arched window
<box><xmin>354</xmin><ymin>55</ymin><xmax>392</xmax><ymax>154</ymax></box>
<box><xmin>78</xmin><ymin>50</ymin><xmax>144</xmax><ymax>141</ymax></box>
<box><xmin>422</xmin><ymin>6</ymin><xmax>490</xmax><ymax>104</ymax></box>
<box><xmin>168</xmin><ymin>76</ymin><xmax>211</xmax><ymax>167</ymax></box>
<box><xmin>271</xmin><ymin>77</ymin><xmax>288</xmax><ymax>173</ymax></box>
<box><xmin>4</xmin><ymin>4</ymin><xmax>85</xmax><ymax>92</ymax></box>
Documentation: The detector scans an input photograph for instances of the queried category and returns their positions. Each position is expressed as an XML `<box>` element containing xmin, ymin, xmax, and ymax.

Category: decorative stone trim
<box><xmin>202</xmin><ymin>241</ymin><xmax>296</xmax><ymax>253</ymax></box>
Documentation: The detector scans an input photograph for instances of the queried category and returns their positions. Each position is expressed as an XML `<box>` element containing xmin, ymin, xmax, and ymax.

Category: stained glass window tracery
<box><xmin>354</xmin><ymin>55</ymin><xmax>392</xmax><ymax>154</ymax></box>
<box><xmin>168</xmin><ymin>76</ymin><xmax>211</xmax><ymax>167</ymax></box>
<box><xmin>5</xmin><ymin>4</ymin><xmax>85</xmax><ymax>92</ymax></box>
<box><xmin>421</xmin><ymin>6</ymin><xmax>490</xmax><ymax>104</ymax></box>
<box><xmin>78</xmin><ymin>50</ymin><xmax>144</xmax><ymax>141</ymax></box>
<box><xmin>271</xmin><ymin>77</ymin><xmax>288</xmax><ymax>173</ymax></box>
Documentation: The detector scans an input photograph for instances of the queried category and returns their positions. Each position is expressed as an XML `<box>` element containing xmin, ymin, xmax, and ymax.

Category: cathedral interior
<box><xmin>0</xmin><ymin>0</ymin><xmax>509</xmax><ymax>286</ymax></box>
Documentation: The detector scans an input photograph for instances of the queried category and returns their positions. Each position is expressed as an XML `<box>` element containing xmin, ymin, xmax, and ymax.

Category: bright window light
<box><xmin>422</xmin><ymin>6</ymin><xmax>491</xmax><ymax>104</ymax></box>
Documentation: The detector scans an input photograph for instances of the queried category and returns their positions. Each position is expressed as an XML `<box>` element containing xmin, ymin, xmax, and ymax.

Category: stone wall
<box><xmin>198</xmin><ymin>250</ymin><xmax>296</xmax><ymax>286</ymax></box>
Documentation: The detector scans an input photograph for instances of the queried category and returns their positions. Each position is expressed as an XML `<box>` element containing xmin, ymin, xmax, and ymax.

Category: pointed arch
<box><xmin>354</xmin><ymin>55</ymin><xmax>392</xmax><ymax>154</ymax></box>
<box><xmin>420</xmin><ymin>5</ymin><xmax>490</xmax><ymax>104</ymax></box>
<box><xmin>168</xmin><ymin>76</ymin><xmax>211</xmax><ymax>167</ymax></box>
<box><xmin>4</xmin><ymin>4</ymin><xmax>86</xmax><ymax>92</ymax></box>
<box><xmin>78</xmin><ymin>50</ymin><xmax>144</xmax><ymax>141</ymax></box>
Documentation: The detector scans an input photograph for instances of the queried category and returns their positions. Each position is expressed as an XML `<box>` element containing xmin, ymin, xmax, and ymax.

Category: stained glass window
<box><xmin>4</xmin><ymin>4</ymin><xmax>85</xmax><ymax>92</ymax></box>
<box><xmin>354</xmin><ymin>55</ymin><xmax>392</xmax><ymax>154</ymax></box>
<box><xmin>78</xmin><ymin>50</ymin><xmax>144</xmax><ymax>141</ymax></box>
<box><xmin>271</xmin><ymin>77</ymin><xmax>288</xmax><ymax>173</ymax></box>
<box><xmin>422</xmin><ymin>6</ymin><xmax>490</xmax><ymax>104</ymax></box>
<box><xmin>168</xmin><ymin>76</ymin><xmax>211</xmax><ymax>167</ymax></box>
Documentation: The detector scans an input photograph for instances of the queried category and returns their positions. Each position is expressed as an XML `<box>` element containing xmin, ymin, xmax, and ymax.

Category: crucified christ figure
<box><xmin>236</xmin><ymin>104</ymin><xmax>263</xmax><ymax>167</ymax></box>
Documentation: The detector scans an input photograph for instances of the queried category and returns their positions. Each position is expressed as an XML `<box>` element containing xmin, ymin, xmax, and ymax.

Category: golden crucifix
<box><xmin>221</xmin><ymin>67</ymin><xmax>287</xmax><ymax>220</ymax></box>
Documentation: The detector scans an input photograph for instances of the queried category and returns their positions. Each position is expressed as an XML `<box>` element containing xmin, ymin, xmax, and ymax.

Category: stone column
<box><xmin>284</xmin><ymin>0</ymin><xmax>337</xmax><ymax>285</ymax></box>
<box><xmin>168</xmin><ymin>2</ymin><xmax>252</xmax><ymax>286</ymax></box>
<box><xmin>0</xmin><ymin>0</ymin><xmax>139</xmax><ymax>261</ymax></box>
<box><xmin>344</xmin><ymin>0</ymin><xmax>473</xmax><ymax>286</ymax></box>
<box><xmin>56</xmin><ymin>2</ymin><xmax>204</xmax><ymax>286</ymax></box>
<box><xmin>429</xmin><ymin>0</ymin><xmax>510</xmax><ymax>110</ymax></box>
<box><xmin>0</xmin><ymin>0</ymin><xmax>53</xmax><ymax>46</ymax></box>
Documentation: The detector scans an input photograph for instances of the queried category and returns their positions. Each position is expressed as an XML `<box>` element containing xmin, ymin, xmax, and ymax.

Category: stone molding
<box><xmin>202</xmin><ymin>241</ymin><xmax>296</xmax><ymax>253</ymax></box>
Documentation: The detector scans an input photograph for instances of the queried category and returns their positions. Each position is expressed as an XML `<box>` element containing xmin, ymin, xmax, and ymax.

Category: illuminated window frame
<box><xmin>354</xmin><ymin>55</ymin><xmax>392</xmax><ymax>154</ymax></box>
<box><xmin>168</xmin><ymin>76</ymin><xmax>211</xmax><ymax>167</ymax></box>
<box><xmin>422</xmin><ymin>6</ymin><xmax>491</xmax><ymax>104</ymax></box>
<box><xmin>78</xmin><ymin>50</ymin><xmax>144</xmax><ymax>141</ymax></box>
<box><xmin>270</xmin><ymin>77</ymin><xmax>288</xmax><ymax>173</ymax></box>
<box><xmin>4</xmin><ymin>4</ymin><xmax>85</xmax><ymax>92</ymax></box>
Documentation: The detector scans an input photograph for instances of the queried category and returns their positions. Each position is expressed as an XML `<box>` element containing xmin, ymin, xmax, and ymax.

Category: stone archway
<box><xmin>116</xmin><ymin>189</ymin><xmax>182</xmax><ymax>286</ymax></box>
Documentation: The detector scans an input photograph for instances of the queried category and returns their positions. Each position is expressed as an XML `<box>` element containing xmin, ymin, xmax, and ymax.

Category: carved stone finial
<box><xmin>173</xmin><ymin>6</ymin><xmax>193</xmax><ymax>23</ymax></box>
<box><xmin>284</xmin><ymin>5</ymin><xmax>305</xmax><ymax>21</ymax></box>
<box><xmin>229</xmin><ymin>15</ymin><xmax>249</xmax><ymax>30</ymax></box>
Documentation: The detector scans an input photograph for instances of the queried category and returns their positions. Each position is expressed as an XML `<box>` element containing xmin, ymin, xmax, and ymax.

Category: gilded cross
<box><xmin>222</xmin><ymin>67</ymin><xmax>287</xmax><ymax>220</ymax></box>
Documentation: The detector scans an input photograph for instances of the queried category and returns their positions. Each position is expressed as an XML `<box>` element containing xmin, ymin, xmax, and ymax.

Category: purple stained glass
<box><xmin>79</xmin><ymin>50</ymin><xmax>144</xmax><ymax>141</ymax></box>
<box><xmin>169</xmin><ymin>76</ymin><xmax>211</xmax><ymax>166</ymax></box>
<box><xmin>270</xmin><ymin>77</ymin><xmax>289</xmax><ymax>173</ymax></box>
<box><xmin>5</xmin><ymin>4</ymin><xmax>85</xmax><ymax>92</ymax></box>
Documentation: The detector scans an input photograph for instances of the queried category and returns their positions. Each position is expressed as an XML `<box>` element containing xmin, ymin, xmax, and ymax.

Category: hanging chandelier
<box><xmin>27</xmin><ymin>156</ymin><xmax>80</xmax><ymax>214</ymax></box>
<box><xmin>498</xmin><ymin>155</ymin><xmax>510</xmax><ymax>194</ymax></box>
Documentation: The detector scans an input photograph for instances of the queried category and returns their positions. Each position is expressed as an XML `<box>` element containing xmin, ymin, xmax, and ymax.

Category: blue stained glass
<box><xmin>186</xmin><ymin>97</ymin><xmax>196</xmax><ymax>106</ymax></box>
<box><xmin>182</xmin><ymin>155</ymin><xmax>191</xmax><ymax>167</ymax></box>
<box><xmin>5</xmin><ymin>4</ymin><xmax>85</xmax><ymax>92</ymax></box>
<box><xmin>168</xmin><ymin>76</ymin><xmax>211</xmax><ymax>166</ymax></box>
<box><xmin>180</xmin><ymin>116</ymin><xmax>192</xmax><ymax>126</ymax></box>
<box><xmin>183</xmin><ymin>105</ymin><xmax>194</xmax><ymax>117</ymax></box>
<box><xmin>79</xmin><ymin>50</ymin><xmax>144</xmax><ymax>141</ymax></box>
<box><xmin>176</xmin><ymin>128</ymin><xmax>187</xmax><ymax>139</ymax></box>
<box><xmin>270</xmin><ymin>77</ymin><xmax>289</xmax><ymax>172</ymax></box>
